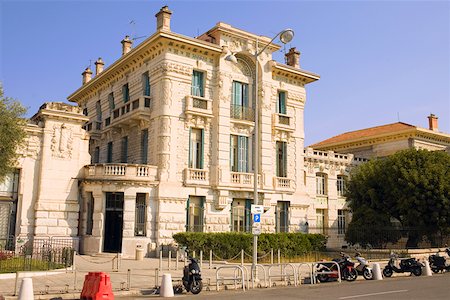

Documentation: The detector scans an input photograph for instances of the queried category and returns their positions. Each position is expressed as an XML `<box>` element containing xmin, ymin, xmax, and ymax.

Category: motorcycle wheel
<box><xmin>383</xmin><ymin>267</ymin><xmax>393</xmax><ymax>278</ymax></box>
<box><xmin>343</xmin><ymin>268</ymin><xmax>358</xmax><ymax>281</ymax></box>
<box><xmin>363</xmin><ymin>268</ymin><xmax>373</xmax><ymax>280</ymax></box>
<box><xmin>431</xmin><ymin>266</ymin><xmax>440</xmax><ymax>274</ymax></box>
<box><xmin>316</xmin><ymin>268</ymin><xmax>329</xmax><ymax>283</ymax></box>
<box><xmin>189</xmin><ymin>280</ymin><xmax>203</xmax><ymax>295</ymax></box>
<box><xmin>412</xmin><ymin>267</ymin><xmax>422</xmax><ymax>276</ymax></box>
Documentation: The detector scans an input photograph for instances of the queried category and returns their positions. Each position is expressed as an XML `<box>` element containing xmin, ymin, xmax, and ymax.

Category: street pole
<box><xmin>252</xmin><ymin>37</ymin><xmax>259</xmax><ymax>279</ymax></box>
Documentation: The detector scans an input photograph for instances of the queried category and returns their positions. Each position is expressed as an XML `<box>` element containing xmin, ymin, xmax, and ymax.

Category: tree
<box><xmin>345</xmin><ymin>149</ymin><xmax>450</xmax><ymax>248</ymax></box>
<box><xmin>0</xmin><ymin>82</ymin><xmax>27</xmax><ymax>181</ymax></box>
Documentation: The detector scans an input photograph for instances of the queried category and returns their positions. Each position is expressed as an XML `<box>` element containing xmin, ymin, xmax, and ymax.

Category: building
<box><xmin>310</xmin><ymin>114</ymin><xmax>450</xmax><ymax>157</ymax></box>
<box><xmin>0</xmin><ymin>6</ymin><xmax>373</xmax><ymax>256</ymax></box>
<box><xmin>0</xmin><ymin>102</ymin><xmax>89</xmax><ymax>249</ymax></box>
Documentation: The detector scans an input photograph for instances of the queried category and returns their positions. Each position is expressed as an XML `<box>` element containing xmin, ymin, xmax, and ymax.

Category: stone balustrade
<box><xmin>85</xmin><ymin>164</ymin><xmax>158</xmax><ymax>182</ymax></box>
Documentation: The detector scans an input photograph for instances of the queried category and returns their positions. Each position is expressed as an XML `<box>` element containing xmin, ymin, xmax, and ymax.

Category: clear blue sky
<box><xmin>1</xmin><ymin>0</ymin><xmax>449</xmax><ymax>146</ymax></box>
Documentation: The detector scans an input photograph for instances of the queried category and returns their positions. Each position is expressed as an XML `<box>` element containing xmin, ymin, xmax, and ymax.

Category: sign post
<box><xmin>251</xmin><ymin>205</ymin><xmax>263</xmax><ymax>283</ymax></box>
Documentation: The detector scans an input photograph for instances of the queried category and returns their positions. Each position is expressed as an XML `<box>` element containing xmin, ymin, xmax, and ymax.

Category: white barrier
<box><xmin>160</xmin><ymin>274</ymin><xmax>174</xmax><ymax>297</ymax></box>
<box><xmin>18</xmin><ymin>277</ymin><xmax>34</xmax><ymax>300</ymax></box>
<box><xmin>372</xmin><ymin>263</ymin><xmax>383</xmax><ymax>280</ymax></box>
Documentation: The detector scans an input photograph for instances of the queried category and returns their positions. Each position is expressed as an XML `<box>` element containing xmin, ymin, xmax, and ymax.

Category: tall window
<box><xmin>107</xmin><ymin>142</ymin><xmax>113</xmax><ymax>163</ymax></box>
<box><xmin>93</xmin><ymin>147</ymin><xmax>100</xmax><ymax>164</ymax></box>
<box><xmin>316</xmin><ymin>173</ymin><xmax>327</xmax><ymax>195</ymax></box>
<box><xmin>86</xmin><ymin>192</ymin><xmax>94</xmax><ymax>235</ymax></box>
<box><xmin>191</xmin><ymin>70</ymin><xmax>204</xmax><ymax>97</ymax></box>
<box><xmin>231</xmin><ymin>81</ymin><xmax>251</xmax><ymax>120</ymax></box>
<box><xmin>231</xmin><ymin>199</ymin><xmax>251</xmax><ymax>232</ymax></box>
<box><xmin>316</xmin><ymin>209</ymin><xmax>325</xmax><ymax>234</ymax></box>
<box><xmin>96</xmin><ymin>101</ymin><xmax>102</xmax><ymax>122</ymax></box>
<box><xmin>277</xmin><ymin>91</ymin><xmax>287</xmax><ymax>114</ymax></box>
<box><xmin>135</xmin><ymin>193</ymin><xmax>147</xmax><ymax>236</ymax></box>
<box><xmin>276</xmin><ymin>201</ymin><xmax>289</xmax><ymax>233</ymax></box>
<box><xmin>186</xmin><ymin>196</ymin><xmax>204</xmax><ymax>232</ymax></box>
<box><xmin>338</xmin><ymin>209</ymin><xmax>347</xmax><ymax>235</ymax></box>
<box><xmin>337</xmin><ymin>175</ymin><xmax>346</xmax><ymax>197</ymax></box>
<box><xmin>108</xmin><ymin>92</ymin><xmax>115</xmax><ymax>110</ymax></box>
<box><xmin>276</xmin><ymin>141</ymin><xmax>287</xmax><ymax>177</ymax></box>
<box><xmin>189</xmin><ymin>128</ymin><xmax>204</xmax><ymax>169</ymax></box>
<box><xmin>142</xmin><ymin>72</ymin><xmax>151</xmax><ymax>96</ymax></box>
<box><xmin>141</xmin><ymin>129</ymin><xmax>148</xmax><ymax>164</ymax></box>
<box><xmin>230</xmin><ymin>135</ymin><xmax>249</xmax><ymax>172</ymax></box>
<box><xmin>121</xmin><ymin>136</ymin><xmax>128</xmax><ymax>163</ymax></box>
<box><xmin>122</xmin><ymin>83</ymin><xmax>130</xmax><ymax>103</ymax></box>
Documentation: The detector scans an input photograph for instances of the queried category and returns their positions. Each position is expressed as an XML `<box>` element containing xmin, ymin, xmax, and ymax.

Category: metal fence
<box><xmin>0</xmin><ymin>236</ymin><xmax>78</xmax><ymax>273</ymax></box>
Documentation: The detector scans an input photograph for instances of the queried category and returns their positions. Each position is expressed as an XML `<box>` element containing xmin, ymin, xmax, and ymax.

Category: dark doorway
<box><xmin>104</xmin><ymin>192</ymin><xmax>124</xmax><ymax>253</ymax></box>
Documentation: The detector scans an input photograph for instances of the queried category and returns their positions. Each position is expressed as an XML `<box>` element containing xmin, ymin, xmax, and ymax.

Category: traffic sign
<box><xmin>252</xmin><ymin>226</ymin><xmax>261</xmax><ymax>235</ymax></box>
<box><xmin>253</xmin><ymin>214</ymin><xmax>261</xmax><ymax>223</ymax></box>
<box><xmin>251</xmin><ymin>205</ymin><xmax>264</xmax><ymax>214</ymax></box>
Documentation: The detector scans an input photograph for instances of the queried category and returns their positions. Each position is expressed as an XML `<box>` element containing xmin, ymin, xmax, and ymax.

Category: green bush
<box><xmin>172</xmin><ymin>232</ymin><xmax>327</xmax><ymax>259</ymax></box>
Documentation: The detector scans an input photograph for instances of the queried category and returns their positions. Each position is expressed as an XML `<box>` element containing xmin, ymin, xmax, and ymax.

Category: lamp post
<box><xmin>226</xmin><ymin>29</ymin><xmax>294</xmax><ymax>278</ymax></box>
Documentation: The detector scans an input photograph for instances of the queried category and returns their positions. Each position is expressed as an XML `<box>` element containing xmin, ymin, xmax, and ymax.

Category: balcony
<box><xmin>273</xmin><ymin>176</ymin><xmax>295</xmax><ymax>192</ymax></box>
<box><xmin>272</xmin><ymin>113</ymin><xmax>294</xmax><ymax>132</ymax></box>
<box><xmin>84</xmin><ymin>164</ymin><xmax>158</xmax><ymax>183</ymax></box>
<box><xmin>231</xmin><ymin>105</ymin><xmax>254</xmax><ymax>122</ymax></box>
<box><xmin>183</xmin><ymin>168</ymin><xmax>209</xmax><ymax>186</ymax></box>
<box><xmin>108</xmin><ymin>96</ymin><xmax>151</xmax><ymax>128</ymax></box>
<box><xmin>230</xmin><ymin>172</ymin><xmax>262</xmax><ymax>189</ymax></box>
<box><xmin>185</xmin><ymin>95</ymin><xmax>213</xmax><ymax>118</ymax></box>
<box><xmin>83</xmin><ymin>121</ymin><xmax>102</xmax><ymax>139</ymax></box>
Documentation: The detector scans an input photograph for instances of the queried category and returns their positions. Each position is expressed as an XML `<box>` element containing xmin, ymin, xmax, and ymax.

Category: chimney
<box><xmin>428</xmin><ymin>114</ymin><xmax>439</xmax><ymax>132</ymax></box>
<box><xmin>82</xmin><ymin>67</ymin><xmax>93</xmax><ymax>85</ymax></box>
<box><xmin>121</xmin><ymin>36</ymin><xmax>133</xmax><ymax>56</ymax></box>
<box><xmin>94</xmin><ymin>57</ymin><xmax>105</xmax><ymax>75</ymax></box>
<box><xmin>285</xmin><ymin>47</ymin><xmax>300</xmax><ymax>68</ymax></box>
<box><xmin>155</xmin><ymin>6</ymin><xmax>172</xmax><ymax>31</ymax></box>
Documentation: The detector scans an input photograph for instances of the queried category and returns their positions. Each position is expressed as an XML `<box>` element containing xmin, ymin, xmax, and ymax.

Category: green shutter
<box><xmin>186</xmin><ymin>197</ymin><xmax>190</xmax><ymax>231</ymax></box>
<box><xmin>200</xmin><ymin>129</ymin><xmax>204</xmax><ymax>169</ymax></box>
<box><xmin>279</xmin><ymin>91</ymin><xmax>286</xmax><ymax>114</ymax></box>
<box><xmin>188</xmin><ymin>128</ymin><xmax>192</xmax><ymax>168</ymax></box>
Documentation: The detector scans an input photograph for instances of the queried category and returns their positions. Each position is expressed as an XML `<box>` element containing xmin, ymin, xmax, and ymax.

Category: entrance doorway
<box><xmin>104</xmin><ymin>192</ymin><xmax>124</xmax><ymax>253</ymax></box>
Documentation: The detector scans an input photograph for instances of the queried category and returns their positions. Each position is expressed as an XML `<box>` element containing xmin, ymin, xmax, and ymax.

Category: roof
<box><xmin>310</xmin><ymin>122</ymin><xmax>417</xmax><ymax>148</ymax></box>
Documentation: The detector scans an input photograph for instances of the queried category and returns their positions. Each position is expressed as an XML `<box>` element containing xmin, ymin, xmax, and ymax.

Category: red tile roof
<box><xmin>310</xmin><ymin>122</ymin><xmax>416</xmax><ymax>148</ymax></box>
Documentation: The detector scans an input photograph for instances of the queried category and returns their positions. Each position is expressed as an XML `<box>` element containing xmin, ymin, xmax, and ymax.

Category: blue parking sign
<box><xmin>253</xmin><ymin>214</ymin><xmax>261</xmax><ymax>223</ymax></box>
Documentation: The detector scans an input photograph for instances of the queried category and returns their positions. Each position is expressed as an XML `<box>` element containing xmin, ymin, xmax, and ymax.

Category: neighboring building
<box><xmin>0</xmin><ymin>102</ymin><xmax>89</xmax><ymax>248</ymax></box>
<box><xmin>310</xmin><ymin>114</ymin><xmax>450</xmax><ymax>158</ymax></box>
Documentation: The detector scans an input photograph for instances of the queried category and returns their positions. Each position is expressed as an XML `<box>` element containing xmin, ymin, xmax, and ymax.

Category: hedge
<box><xmin>172</xmin><ymin>232</ymin><xmax>327</xmax><ymax>259</ymax></box>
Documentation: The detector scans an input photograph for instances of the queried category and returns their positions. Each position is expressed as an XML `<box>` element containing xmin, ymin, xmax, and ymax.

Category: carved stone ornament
<box><xmin>51</xmin><ymin>124</ymin><xmax>73</xmax><ymax>159</ymax></box>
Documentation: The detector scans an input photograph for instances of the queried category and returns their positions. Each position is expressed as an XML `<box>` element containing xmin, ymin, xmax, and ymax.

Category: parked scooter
<box><xmin>383</xmin><ymin>252</ymin><xmax>422</xmax><ymax>277</ymax></box>
<box><xmin>174</xmin><ymin>249</ymin><xmax>202</xmax><ymax>294</ymax></box>
<box><xmin>316</xmin><ymin>252</ymin><xmax>358</xmax><ymax>282</ymax></box>
<box><xmin>428</xmin><ymin>246</ymin><xmax>450</xmax><ymax>273</ymax></box>
<box><xmin>354</xmin><ymin>252</ymin><xmax>373</xmax><ymax>280</ymax></box>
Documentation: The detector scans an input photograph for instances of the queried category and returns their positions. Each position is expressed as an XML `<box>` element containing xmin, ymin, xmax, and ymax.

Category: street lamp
<box><xmin>226</xmin><ymin>28</ymin><xmax>294</xmax><ymax>280</ymax></box>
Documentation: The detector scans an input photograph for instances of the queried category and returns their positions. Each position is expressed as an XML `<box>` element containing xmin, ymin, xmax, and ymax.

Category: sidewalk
<box><xmin>0</xmin><ymin>254</ymin><xmax>401</xmax><ymax>300</ymax></box>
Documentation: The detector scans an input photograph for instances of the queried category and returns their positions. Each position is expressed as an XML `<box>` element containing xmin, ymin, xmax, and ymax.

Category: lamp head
<box><xmin>225</xmin><ymin>53</ymin><xmax>238</xmax><ymax>64</ymax></box>
<box><xmin>279</xmin><ymin>29</ymin><xmax>294</xmax><ymax>44</ymax></box>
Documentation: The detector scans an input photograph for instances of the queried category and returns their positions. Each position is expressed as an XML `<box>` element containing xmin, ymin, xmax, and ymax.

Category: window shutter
<box><xmin>188</xmin><ymin>128</ymin><xmax>192</xmax><ymax>168</ymax></box>
<box><xmin>200</xmin><ymin>129</ymin><xmax>204</xmax><ymax>169</ymax></box>
<box><xmin>242</xmin><ymin>83</ymin><xmax>248</xmax><ymax>107</ymax></box>
<box><xmin>279</xmin><ymin>92</ymin><xmax>286</xmax><ymax>114</ymax></box>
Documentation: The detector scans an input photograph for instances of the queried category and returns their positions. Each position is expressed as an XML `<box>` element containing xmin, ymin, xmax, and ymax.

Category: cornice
<box><xmin>67</xmin><ymin>31</ymin><xmax>222</xmax><ymax>104</ymax></box>
<box><xmin>272</xmin><ymin>62</ymin><xmax>320</xmax><ymax>84</ymax></box>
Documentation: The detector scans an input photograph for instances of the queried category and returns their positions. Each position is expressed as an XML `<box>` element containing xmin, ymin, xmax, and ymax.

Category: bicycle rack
<box><xmin>250</xmin><ymin>264</ymin><xmax>268</xmax><ymax>288</ymax></box>
<box><xmin>215</xmin><ymin>265</ymin><xmax>246</xmax><ymax>291</ymax></box>
<box><xmin>313</xmin><ymin>261</ymin><xmax>341</xmax><ymax>283</ymax></box>
<box><xmin>267</xmin><ymin>263</ymin><xmax>298</xmax><ymax>287</ymax></box>
<box><xmin>297</xmin><ymin>262</ymin><xmax>314</xmax><ymax>285</ymax></box>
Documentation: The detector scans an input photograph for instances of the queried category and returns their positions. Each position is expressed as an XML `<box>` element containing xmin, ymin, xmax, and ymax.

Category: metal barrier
<box><xmin>215</xmin><ymin>265</ymin><xmax>246</xmax><ymax>291</ymax></box>
<box><xmin>250</xmin><ymin>264</ymin><xmax>268</xmax><ymax>288</ymax></box>
<box><xmin>267</xmin><ymin>263</ymin><xmax>297</xmax><ymax>287</ymax></box>
<box><xmin>313</xmin><ymin>261</ymin><xmax>341</xmax><ymax>283</ymax></box>
<box><xmin>297</xmin><ymin>262</ymin><xmax>314</xmax><ymax>285</ymax></box>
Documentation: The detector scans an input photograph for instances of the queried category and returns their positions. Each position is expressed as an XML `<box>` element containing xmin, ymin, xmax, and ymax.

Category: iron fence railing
<box><xmin>0</xmin><ymin>236</ymin><xmax>77</xmax><ymax>273</ymax></box>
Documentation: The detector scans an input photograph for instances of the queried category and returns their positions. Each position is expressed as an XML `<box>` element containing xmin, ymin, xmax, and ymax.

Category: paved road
<box><xmin>117</xmin><ymin>273</ymin><xmax>450</xmax><ymax>300</ymax></box>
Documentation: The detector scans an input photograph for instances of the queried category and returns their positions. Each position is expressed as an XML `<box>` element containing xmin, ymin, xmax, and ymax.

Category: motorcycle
<box><xmin>383</xmin><ymin>252</ymin><xmax>423</xmax><ymax>277</ymax></box>
<box><xmin>181</xmin><ymin>250</ymin><xmax>203</xmax><ymax>294</ymax></box>
<box><xmin>316</xmin><ymin>252</ymin><xmax>358</xmax><ymax>282</ymax></box>
<box><xmin>428</xmin><ymin>247</ymin><xmax>450</xmax><ymax>273</ymax></box>
<box><xmin>354</xmin><ymin>252</ymin><xmax>373</xmax><ymax>280</ymax></box>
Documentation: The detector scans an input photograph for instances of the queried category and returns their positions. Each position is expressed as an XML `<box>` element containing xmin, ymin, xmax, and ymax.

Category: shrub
<box><xmin>173</xmin><ymin>232</ymin><xmax>327</xmax><ymax>259</ymax></box>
